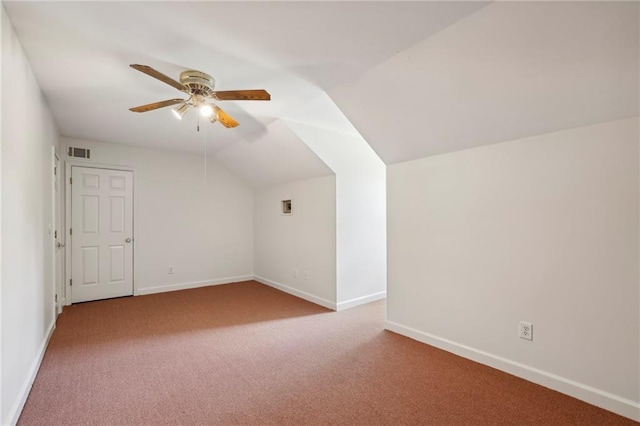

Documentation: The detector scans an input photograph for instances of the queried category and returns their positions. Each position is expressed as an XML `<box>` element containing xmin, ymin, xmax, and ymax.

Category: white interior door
<box><xmin>71</xmin><ymin>166</ymin><xmax>134</xmax><ymax>303</ymax></box>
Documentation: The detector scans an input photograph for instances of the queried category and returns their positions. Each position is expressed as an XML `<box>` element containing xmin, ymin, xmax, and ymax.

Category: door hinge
<box><xmin>70</xmin><ymin>177</ymin><xmax>73</xmax><ymax>184</ymax></box>
<box><xmin>54</xmin><ymin>230</ymin><xmax>57</xmax><ymax>239</ymax></box>
<box><xmin>55</xmin><ymin>294</ymin><xmax>58</xmax><ymax>303</ymax></box>
<box><xmin>70</xmin><ymin>279</ymin><xmax>73</xmax><ymax>286</ymax></box>
<box><xmin>70</xmin><ymin>228</ymin><xmax>73</xmax><ymax>235</ymax></box>
<box><xmin>54</xmin><ymin>167</ymin><xmax>57</xmax><ymax>176</ymax></box>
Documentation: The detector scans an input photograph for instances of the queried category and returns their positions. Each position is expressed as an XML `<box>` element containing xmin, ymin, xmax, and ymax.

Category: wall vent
<box><xmin>282</xmin><ymin>199</ymin><xmax>292</xmax><ymax>215</ymax></box>
<box><xmin>68</xmin><ymin>147</ymin><xmax>91</xmax><ymax>159</ymax></box>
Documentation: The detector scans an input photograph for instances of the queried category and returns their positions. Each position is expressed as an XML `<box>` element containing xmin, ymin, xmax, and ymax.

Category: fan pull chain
<box><xmin>204</xmin><ymin>118</ymin><xmax>208</xmax><ymax>183</ymax></box>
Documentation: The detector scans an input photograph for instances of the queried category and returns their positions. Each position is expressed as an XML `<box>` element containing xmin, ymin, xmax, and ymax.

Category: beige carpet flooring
<box><xmin>18</xmin><ymin>281</ymin><xmax>636</xmax><ymax>425</ymax></box>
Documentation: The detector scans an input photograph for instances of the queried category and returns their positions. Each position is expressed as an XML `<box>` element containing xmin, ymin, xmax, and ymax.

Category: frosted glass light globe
<box><xmin>172</xmin><ymin>103</ymin><xmax>189</xmax><ymax>120</ymax></box>
<box><xmin>200</xmin><ymin>104</ymin><xmax>213</xmax><ymax>118</ymax></box>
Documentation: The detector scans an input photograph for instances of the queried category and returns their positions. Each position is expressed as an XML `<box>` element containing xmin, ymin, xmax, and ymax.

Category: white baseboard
<box><xmin>337</xmin><ymin>291</ymin><xmax>386</xmax><ymax>311</ymax></box>
<box><xmin>254</xmin><ymin>275</ymin><xmax>336</xmax><ymax>310</ymax></box>
<box><xmin>385</xmin><ymin>320</ymin><xmax>640</xmax><ymax>422</ymax></box>
<box><xmin>136</xmin><ymin>275</ymin><xmax>254</xmax><ymax>296</ymax></box>
<box><xmin>6</xmin><ymin>319</ymin><xmax>56</xmax><ymax>426</ymax></box>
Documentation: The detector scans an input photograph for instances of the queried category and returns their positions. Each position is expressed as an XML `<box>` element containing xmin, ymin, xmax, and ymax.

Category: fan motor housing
<box><xmin>180</xmin><ymin>70</ymin><xmax>215</xmax><ymax>96</ymax></box>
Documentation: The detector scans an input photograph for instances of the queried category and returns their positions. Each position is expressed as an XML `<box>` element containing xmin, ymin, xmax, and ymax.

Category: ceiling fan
<box><xmin>128</xmin><ymin>64</ymin><xmax>270</xmax><ymax>128</ymax></box>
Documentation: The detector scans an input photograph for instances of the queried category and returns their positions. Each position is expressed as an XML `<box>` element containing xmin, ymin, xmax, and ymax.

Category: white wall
<box><xmin>61</xmin><ymin>137</ymin><xmax>254</xmax><ymax>297</ymax></box>
<box><xmin>286</xmin><ymin>121</ymin><xmax>387</xmax><ymax>309</ymax></box>
<box><xmin>1</xmin><ymin>7</ymin><xmax>60</xmax><ymax>425</ymax></box>
<box><xmin>254</xmin><ymin>175</ymin><xmax>337</xmax><ymax>308</ymax></box>
<box><xmin>386</xmin><ymin>117</ymin><xmax>640</xmax><ymax>420</ymax></box>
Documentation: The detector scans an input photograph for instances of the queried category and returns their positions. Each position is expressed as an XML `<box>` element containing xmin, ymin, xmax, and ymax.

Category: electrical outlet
<box><xmin>519</xmin><ymin>321</ymin><xmax>533</xmax><ymax>341</ymax></box>
<box><xmin>168</xmin><ymin>266</ymin><xmax>174</xmax><ymax>274</ymax></box>
<box><xmin>293</xmin><ymin>268</ymin><xmax>298</xmax><ymax>278</ymax></box>
<box><xmin>303</xmin><ymin>270</ymin><xmax>309</xmax><ymax>280</ymax></box>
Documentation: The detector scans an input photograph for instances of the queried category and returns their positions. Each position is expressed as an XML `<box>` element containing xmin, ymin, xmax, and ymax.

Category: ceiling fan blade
<box><xmin>130</xmin><ymin>64</ymin><xmax>187</xmax><ymax>92</ymax></box>
<box><xmin>129</xmin><ymin>98</ymin><xmax>185</xmax><ymax>113</ymax></box>
<box><xmin>212</xmin><ymin>90</ymin><xmax>271</xmax><ymax>101</ymax></box>
<box><xmin>214</xmin><ymin>106</ymin><xmax>239</xmax><ymax>128</ymax></box>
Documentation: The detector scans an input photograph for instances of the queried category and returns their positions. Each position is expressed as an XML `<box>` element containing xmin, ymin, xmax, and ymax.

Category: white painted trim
<box><xmin>0</xmin><ymin>40</ymin><xmax>2</xmax><ymax>417</ymax></box>
<box><xmin>254</xmin><ymin>276</ymin><xmax>336</xmax><ymax>310</ymax></box>
<box><xmin>136</xmin><ymin>275</ymin><xmax>254</xmax><ymax>296</ymax></box>
<box><xmin>52</xmin><ymin>148</ymin><xmax>63</xmax><ymax>316</ymax></box>
<box><xmin>336</xmin><ymin>291</ymin><xmax>386</xmax><ymax>311</ymax></box>
<box><xmin>385</xmin><ymin>320</ymin><xmax>640</xmax><ymax>422</ymax></box>
<box><xmin>51</xmin><ymin>147</ymin><xmax>57</xmax><ymax>315</ymax></box>
<box><xmin>64</xmin><ymin>160</ymin><xmax>71</xmax><ymax>305</ymax></box>
<box><xmin>6</xmin><ymin>320</ymin><xmax>56</xmax><ymax>426</ymax></box>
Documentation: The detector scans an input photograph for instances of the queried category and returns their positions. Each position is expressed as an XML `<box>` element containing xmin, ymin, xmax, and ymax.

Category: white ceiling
<box><xmin>3</xmin><ymin>1</ymin><xmax>637</xmax><ymax>185</ymax></box>
<box><xmin>329</xmin><ymin>1</ymin><xmax>639</xmax><ymax>164</ymax></box>
<box><xmin>2</xmin><ymin>1</ymin><xmax>488</xmax><ymax>187</ymax></box>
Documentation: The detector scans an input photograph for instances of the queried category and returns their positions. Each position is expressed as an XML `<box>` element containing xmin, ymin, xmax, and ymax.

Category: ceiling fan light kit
<box><xmin>128</xmin><ymin>64</ymin><xmax>270</xmax><ymax>128</ymax></box>
<box><xmin>172</xmin><ymin>103</ymin><xmax>190</xmax><ymax>120</ymax></box>
<box><xmin>199</xmin><ymin>104</ymin><xmax>214</xmax><ymax>118</ymax></box>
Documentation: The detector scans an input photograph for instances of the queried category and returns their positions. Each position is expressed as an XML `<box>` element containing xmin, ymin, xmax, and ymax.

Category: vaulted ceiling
<box><xmin>3</xmin><ymin>1</ymin><xmax>638</xmax><ymax>187</ymax></box>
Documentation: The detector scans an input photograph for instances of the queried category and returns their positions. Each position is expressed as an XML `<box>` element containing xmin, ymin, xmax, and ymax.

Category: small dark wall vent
<box><xmin>68</xmin><ymin>147</ymin><xmax>91</xmax><ymax>159</ymax></box>
<box><xmin>282</xmin><ymin>199</ymin><xmax>292</xmax><ymax>215</ymax></box>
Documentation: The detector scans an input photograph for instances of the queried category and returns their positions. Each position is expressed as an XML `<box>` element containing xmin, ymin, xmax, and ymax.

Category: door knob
<box><xmin>57</xmin><ymin>242</ymin><xmax>65</xmax><ymax>248</ymax></box>
<box><xmin>125</xmin><ymin>238</ymin><xmax>132</xmax><ymax>243</ymax></box>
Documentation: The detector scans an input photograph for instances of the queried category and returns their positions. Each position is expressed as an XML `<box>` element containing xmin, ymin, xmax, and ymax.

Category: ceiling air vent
<box><xmin>68</xmin><ymin>147</ymin><xmax>91</xmax><ymax>159</ymax></box>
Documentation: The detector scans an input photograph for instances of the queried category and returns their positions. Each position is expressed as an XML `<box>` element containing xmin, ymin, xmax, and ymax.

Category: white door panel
<box><xmin>71</xmin><ymin>167</ymin><xmax>133</xmax><ymax>303</ymax></box>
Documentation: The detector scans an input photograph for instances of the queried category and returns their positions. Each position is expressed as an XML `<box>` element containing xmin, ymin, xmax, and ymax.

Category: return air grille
<box><xmin>282</xmin><ymin>199</ymin><xmax>292</xmax><ymax>215</ymax></box>
<box><xmin>68</xmin><ymin>147</ymin><xmax>91</xmax><ymax>159</ymax></box>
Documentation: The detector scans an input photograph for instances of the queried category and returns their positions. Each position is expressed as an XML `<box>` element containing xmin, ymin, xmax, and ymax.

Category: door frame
<box><xmin>64</xmin><ymin>160</ymin><xmax>138</xmax><ymax>306</ymax></box>
<box><xmin>52</xmin><ymin>147</ymin><xmax>62</xmax><ymax>314</ymax></box>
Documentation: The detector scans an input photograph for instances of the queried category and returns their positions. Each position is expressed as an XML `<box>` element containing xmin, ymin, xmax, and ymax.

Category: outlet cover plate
<box><xmin>519</xmin><ymin>321</ymin><xmax>533</xmax><ymax>341</ymax></box>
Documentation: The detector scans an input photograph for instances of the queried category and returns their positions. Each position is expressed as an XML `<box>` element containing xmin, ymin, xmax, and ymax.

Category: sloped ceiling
<box><xmin>329</xmin><ymin>1</ymin><xmax>639</xmax><ymax>164</ymax></box>
<box><xmin>3</xmin><ymin>1</ymin><xmax>637</xmax><ymax>184</ymax></box>
<box><xmin>2</xmin><ymin>1</ymin><xmax>488</xmax><ymax>187</ymax></box>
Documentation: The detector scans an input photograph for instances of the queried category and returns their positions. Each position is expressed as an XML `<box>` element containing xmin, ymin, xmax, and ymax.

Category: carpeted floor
<box><xmin>18</xmin><ymin>281</ymin><xmax>635</xmax><ymax>425</ymax></box>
